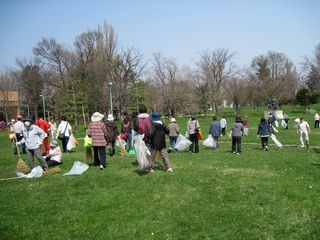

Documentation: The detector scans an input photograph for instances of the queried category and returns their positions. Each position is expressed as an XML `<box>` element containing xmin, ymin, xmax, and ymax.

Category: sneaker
<box><xmin>265</xmin><ymin>146</ymin><xmax>269</xmax><ymax>151</ymax></box>
<box><xmin>149</xmin><ymin>169</ymin><xmax>154</xmax><ymax>173</ymax></box>
<box><xmin>233</xmin><ymin>151</ymin><xmax>236</xmax><ymax>154</ymax></box>
<box><xmin>99</xmin><ymin>165</ymin><xmax>104</xmax><ymax>170</ymax></box>
<box><xmin>237</xmin><ymin>152</ymin><xmax>240</xmax><ymax>155</ymax></box>
<box><xmin>300</xmin><ymin>145</ymin><xmax>305</xmax><ymax>148</ymax></box>
<box><xmin>167</xmin><ymin>168</ymin><xmax>173</xmax><ymax>172</ymax></box>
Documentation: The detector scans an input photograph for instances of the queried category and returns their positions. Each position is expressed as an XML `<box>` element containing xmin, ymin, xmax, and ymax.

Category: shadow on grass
<box><xmin>313</xmin><ymin>147</ymin><xmax>320</xmax><ymax>153</ymax></box>
<box><xmin>311</xmin><ymin>163</ymin><xmax>320</xmax><ymax>167</ymax></box>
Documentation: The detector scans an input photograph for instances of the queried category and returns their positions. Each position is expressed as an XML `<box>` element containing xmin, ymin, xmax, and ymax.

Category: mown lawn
<box><xmin>0</xmin><ymin>106</ymin><xmax>320</xmax><ymax>239</ymax></box>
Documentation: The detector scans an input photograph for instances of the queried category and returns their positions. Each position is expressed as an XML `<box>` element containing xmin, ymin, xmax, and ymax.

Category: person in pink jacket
<box><xmin>87</xmin><ymin>112</ymin><xmax>108</xmax><ymax>170</ymax></box>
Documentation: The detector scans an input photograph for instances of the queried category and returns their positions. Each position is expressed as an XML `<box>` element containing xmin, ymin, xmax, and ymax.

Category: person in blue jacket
<box><xmin>257</xmin><ymin>117</ymin><xmax>272</xmax><ymax>151</ymax></box>
<box><xmin>209</xmin><ymin>116</ymin><xmax>222</xmax><ymax>149</ymax></box>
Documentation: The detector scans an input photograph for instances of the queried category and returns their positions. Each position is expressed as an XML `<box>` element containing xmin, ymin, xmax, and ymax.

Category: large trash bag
<box><xmin>63</xmin><ymin>161</ymin><xmax>89</xmax><ymax>176</ymax></box>
<box><xmin>271</xmin><ymin>134</ymin><xmax>283</xmax><ymax>148</ymax></box>
<box><xmin>272</xmin><ymin>125</ymin><xmax>279</xmax><ymax>133</ymax></box>
<box><xmin>16</xmin><ymin>166</ymin><xmax>43</xmax><ymax>178</ymax></box>
<box><xmin>175</xmin><ymin>134</ymin><xmax>192</xmax><ymax>151</ymax></box>
<box><xmin>243</xmin><ymin>127</ymin><xmax>249</xmax><ymax>136</ymax></box>
<box><xmin>281</xmin><ymin>120</ymin><xmax>287</xmax><ymax>129</ymax></box>
<box><xmin>67</xmin><ymin>134</ymin><xmax>76</xmax><ymax>151</ymax></box>
<box><xmin>203</xmin><ymin>135</ymin><xmax>214</xmax><ymax>147</ymax></box>
<box><xmin>133</xmin><ymin>134</ymin><xmax>150</xmax><ymax>170</ymax></box>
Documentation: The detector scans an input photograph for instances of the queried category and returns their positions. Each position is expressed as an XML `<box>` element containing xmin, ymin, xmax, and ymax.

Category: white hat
<box><xmin>107</xmin><ymin>114</ymin><xmax>114</xmax><ymax>121</ymax></box>
<box><xmin>171</xmin><ymin>118</ymin><xmax>176</xmax><ymax>123</ymax></box>
<box><xmin>91</xmin><ymin>112</ymin><xmax>104</xmax><ymax>122</ymax></box>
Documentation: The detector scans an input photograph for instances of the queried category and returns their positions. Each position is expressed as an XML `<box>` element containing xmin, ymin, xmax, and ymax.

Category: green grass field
<box><xmin>1</xmin><ymin>106</ymin><xmax>320</xmax><ymax>239</ymax></box>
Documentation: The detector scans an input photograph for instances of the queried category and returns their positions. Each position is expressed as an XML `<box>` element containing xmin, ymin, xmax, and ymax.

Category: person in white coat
<box><xmin>297</xmin><ymin>117</ymin><xmax>311</xmax><ymax>148</ymax></box>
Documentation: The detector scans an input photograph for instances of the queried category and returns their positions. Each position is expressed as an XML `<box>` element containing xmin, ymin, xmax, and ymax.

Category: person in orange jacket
<box><xmin>35</xmin><ymin>113</ymin><xmax>50</xmax><ymax>154</ymax></box>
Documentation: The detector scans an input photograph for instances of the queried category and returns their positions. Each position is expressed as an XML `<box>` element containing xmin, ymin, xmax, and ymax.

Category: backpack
<box><xmin>137</xmin><ymin>117</ymin><xmax>151</xmax><ymax>142</ymax></box>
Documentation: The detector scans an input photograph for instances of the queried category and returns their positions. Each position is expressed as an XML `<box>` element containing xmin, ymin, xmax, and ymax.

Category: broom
<box><xmin>117</xmin><ymin>136</ymin><xmax>129</xmax><ymax>157</ymax></box>
<box><xmin>43</xmin><ymin>166</ymin><xmax>62</xmax><ymax>176</ymax></box>
<box><xmin>15</xmin><ymin>144</ymin><xmax>31</xmax><ymax>174</ymax></box>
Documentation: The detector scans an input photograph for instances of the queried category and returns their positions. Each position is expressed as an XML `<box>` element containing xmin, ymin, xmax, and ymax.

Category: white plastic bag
<box><xmin>203</xmin><ymin>135</ymin><xmax>214</xmax><ymax>147</ymax></box>
<box><xmin>67</xmin><ymin>135</ymin><xmax>76</xmax><ymax>151</ymax></box>
<box><xmin>185</xmin><ymin>131</ymin><xmax>189</xmax><ymax>139</ymax></box>
<box><xmin>175</xmin><ymin>134</ymin><xmax>192</xmax><ymax>151</ymax></box>
<box><xmin>272</xmin><ymin>125</ymin><xmax>279</xmax><ymax>133</ymax></box>
<box><xmin>116</xmin><ymin>138</ymin><xmax>127</xmax><ymax>147</ymax></box>
<box><xmin>275</xmin><ymin>120</ymin><xmax>279</xmax><ymax>128</ymax></box>
<box><xmin>63</xmin><ymin>161</ymin><xmax>89</xmax><ymax>176</ymax></box>
<box><xmin>281</xmin><ymin>120</ymin><xmax>287</xmax><ymax>129</ymax></box>
<box><xmin>16</xmin><ymin>166</ymin><xmax>43</xmax><ymax>178</ymax></box>
<box><xmin>133</xmin><ymin>134</ymin><xmax>150</xmax><ymax>170</ymax></box>
<box><xmin>270</xmin><ymin>134</ymin><xmax>283</xmax><ymax>148</ymax></box>
<box><xmin>243</xmin><ymin>127</ymin><xmax>249</xmax><ymax>136</ymax></box>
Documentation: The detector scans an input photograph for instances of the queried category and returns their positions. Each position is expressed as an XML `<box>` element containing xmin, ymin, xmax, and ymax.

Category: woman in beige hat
<box><xmin>87</xmin><ymin>112</ymin><xmax>108</xmax><ymax>169</ymax></box>
<box><xmin>105</xmin><ymin>114</ymin><xmax>118</xmax><ymax>156</ymax></box>
<box><xmin>168</xmin><ymin>117</ymin><xmax>180</xmax><ymax>153</ymax></box>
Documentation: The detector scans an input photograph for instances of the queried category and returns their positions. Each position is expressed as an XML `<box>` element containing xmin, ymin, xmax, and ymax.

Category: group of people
<box><xmin>10</xmin><ymin>115</ymin><xmax>73</xmax><ymax>171</ymax></box>
<box><xmin>8</xmin><ymin>106</ymin><xmax>318</xmax><ymax>174</ymax></box>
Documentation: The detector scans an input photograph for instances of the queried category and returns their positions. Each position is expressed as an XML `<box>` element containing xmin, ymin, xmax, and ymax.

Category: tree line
<box><xmin>0</xmin><ymin>21</ymin><xmax>320</xmax><ymax>124</ymax></box>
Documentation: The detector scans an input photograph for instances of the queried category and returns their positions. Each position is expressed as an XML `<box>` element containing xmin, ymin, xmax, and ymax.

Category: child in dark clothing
<box><xmin>105</xmin><ymin>114</ymin><xmax>119</xmax><ymax>156</ymax></box>
<box><xmin>149</xmin><ymin>112</ymin><xmax>173</xmax><ymax>173</ymax></box>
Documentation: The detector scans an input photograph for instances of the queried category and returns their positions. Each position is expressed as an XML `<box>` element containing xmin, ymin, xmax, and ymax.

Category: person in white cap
<box><xmin>87</xmin><ymin>112</ymin><xmax>108</xmax><ymax>169</ymax></box>
<box><xmin>105</xmin><ymin>114</ymin><xmax>118</xmax><ymax>156</ymax></box>
<box><xmin>297</xmin><ymin>117</ymin><xmax>311</xmax><ymax>148</ymax></box>
<box><xmin>168</xmin><ymin>117</ymin><xmax>179</xmax><ymax>153</ymax></box>
<box><xmin>45</xmin><ymin>140</ymin><xmax>62</xmax><ymax>167</ymax></box>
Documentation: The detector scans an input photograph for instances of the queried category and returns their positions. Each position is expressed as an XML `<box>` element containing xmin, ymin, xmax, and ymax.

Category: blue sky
<box><xmin>0</xmin><ymin>0</ymin><xmax>319</xmax><ymax>70</ymax></box>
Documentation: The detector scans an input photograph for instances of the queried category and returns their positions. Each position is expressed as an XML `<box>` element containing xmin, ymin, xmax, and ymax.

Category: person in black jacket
<box><xmin>149</xmin><ymin>112</ymin><xmax>173</xmax><ymax>173</ymax></box>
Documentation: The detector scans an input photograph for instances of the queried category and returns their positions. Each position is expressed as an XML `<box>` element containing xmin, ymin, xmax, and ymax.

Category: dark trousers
<box><xmin>169</xmin><ymin>136</ymin><xmax>178</xmax><ymax>151</ymax></box>
<box><xmin>109</xmin><ymin>141</ymin><xmax>116</xmax><ymax>156</ymax></box>
<box><xmin>232</xmin><ymin>136</ymin><xmax>242</xmax><ymax>153</ymax></box>
<box><xmin>14</xmin><ymin>133</ymin><xmax>26</xmax><ymax>154</ymax></box>
<box><xmin>284</xmin><ymin>119</ymin><xmax>289</xmax><ymax>130</ymax></box>
<box><xmin>261</xmin><ymin>137</ymin><xmax>269</xmax><ymax>149</ymax></box>
<box><xmin>315</xmin><ymin>120</ymin><xmax>320</xmax><ymax>129</ymax></box>
<box><xmin>189</xmin><ymin>133</ymin><xmax>199</xmax><ymax>153</ymax></box>
<box><xmin>93</xmin><ymin>146</ymin><xmax>106</xmax><ymax>167</ymax></box>
<box><xmin>45</xmin><ymin>156</ymin><xmax>61</xmax><ymax>168</ymax></box>
<box><xmin>60</xmin><ymin>137</ymin><xmax>69</xmax><ymax>153</ymax></box>
<box><xmin>221</xmin><ymin>128</ymin><xmax>226</xmax><ymax>135</ymax></box>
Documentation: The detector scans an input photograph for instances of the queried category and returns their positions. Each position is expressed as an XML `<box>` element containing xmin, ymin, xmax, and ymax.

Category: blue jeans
<box><xmin>169</xmin><ymin>136</ymin><xmax>178</xmax><ymax>150</ymax></box>
<box><xmin>14</xmin><ymin>133</ymin><xmax>26</xmax><ymax>154</ymax></box>
<box><xmin>93</xmin><ymin>146</ymin><xmax>106</xmax><ymax>167</ymax></box>
<box><xmin>126</xmin><ymin>133</ymin><xmax>132</xmax><ymax>150</ymax></box>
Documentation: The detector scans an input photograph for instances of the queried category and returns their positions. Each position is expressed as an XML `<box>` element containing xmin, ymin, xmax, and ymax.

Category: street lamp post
<box><xmin>135</xmin><ymin>79</ymin><xmax>139</xmax><ymax>111</ymax></box>
<box><xmin>39</xmin><ymin>94</ymin><xmax>46</xmax><ymax>120</ymax></box>
<box><xmin>108</xmin><ymin>81</ymin><xmax>113</xmax><ymax>115</ymax></box>
<box><xmin>25</xmin><ymin>104</ymin><xmax>30</xmax><ymax>116</ymax></box>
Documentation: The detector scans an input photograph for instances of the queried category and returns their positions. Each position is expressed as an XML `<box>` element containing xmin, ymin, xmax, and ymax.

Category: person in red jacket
<box><xmin>35</xmin><ymin>113</ymin><xmax>50</xmax><ymax>154</ymax></box>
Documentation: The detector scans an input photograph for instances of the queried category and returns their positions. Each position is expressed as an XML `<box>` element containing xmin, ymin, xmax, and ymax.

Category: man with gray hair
<box><xmin>13</xmin><ymin>115</ymin><xmax>26</xmax><ymax>154</ymax></box>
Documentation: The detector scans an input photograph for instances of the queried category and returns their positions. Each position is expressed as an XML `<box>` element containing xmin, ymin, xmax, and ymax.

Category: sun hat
<box><xmin>22</xmin><ymin>116</ymin><xmax>34</xmax><ymax>123</ymax></box>
<box><xmin>91</xmin><ymin>112</ymin><xmax>104</xmax><ymax>122</ymax></box>
<box><xmin>151</xmin><ymin>112</ymin><xmax>161</xmax><ymax>122</ymax></box>
<box><xmin>107</xmin><ymin>114</ymin><xmax>114</xmax><ymax>121</ymax></box>
<box><xmin>50</xmin><ymin>140</ymin><xmax>59</xmax><ymax>147</ymax></box>
<box><xmin>171</xmin><ymin>117</ymin><xmax>176</xmax><ymax>123</ymax></box>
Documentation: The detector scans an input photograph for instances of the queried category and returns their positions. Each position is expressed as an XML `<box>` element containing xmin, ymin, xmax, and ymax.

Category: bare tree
<box><xmin>224</xmin><ymin>76</ymin><xmax>249</xmax><ymax>115</ymax></box>
<box><xmin>0</xmin><ymin>69</ymin><xmax>18</xmax><ymax>122</ymax></box>
<box><xmin>197</xmin><ymin>48</ymin><xmax>237</xmax><ymax>114</ymax></box>
<box><xmin>248</xmin><ymin>51</ymin><xmax>299</xmax><ymax>107</ymax></box>
<box><xmin>151</xmin><ymin>53</ymin><xmax>181</xmax><ymax>116</ymax></box>
<box><xmin>110</xmin><ymin>47</ymin><xmax>146</xmax><ymax>115</ymax></box>
<box><xmin>302</xmin><ymin>43</ymin><xmax>320</xmax><ymax>92</ymax></box>
<box><xmin>15</xmin><ymin>58</ymin><xmax>44</xmax><ymax>119</ymax></box>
